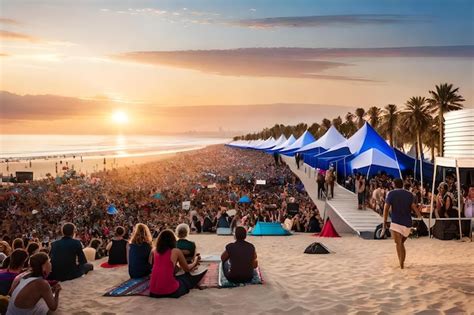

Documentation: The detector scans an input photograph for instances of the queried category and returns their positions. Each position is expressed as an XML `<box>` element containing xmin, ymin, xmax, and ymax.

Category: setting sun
<box><xmin>111</xmin><ymin>110</ymin><xmax>129</xmax><ymax>124</ymax></box>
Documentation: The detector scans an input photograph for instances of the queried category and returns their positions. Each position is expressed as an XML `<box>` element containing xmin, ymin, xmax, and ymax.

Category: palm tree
<box><xmin>428</xmin><ymin>83</ymin><xmax>465</xmax><ymax>157</ymax></box>
<box><xmin>402</xmin><ymin>97</ymin><xmax>432</xmax><ymax>159</ymax></box>
<box><xmin>321</xmin><ymin>118</ymin><xmax>331</xmax><ymax>130</ymax></box>
<box><xmin>341</xmin><ymin>112</ymin><xmax>357</xmax><ymax>137</ymax></box>
<box><xmin>422</xmin><ymin>117</ymin><xmax>439</xmax><ymax>162</ymax></box>
<box><xmin>332</xmin><ymin>116</ymin><xmax>343</xmax><ymax>131</ymax></box>
<box><xmin>379</xmin><ymin>104</ymin><xmax>399</xmax><ymax>147</ymax></box>
<box><xmin>365</xmin><ymin>106</ymin><xmax>382</xmax><ymax>130</ymax></box>
<box><xmin>308</xmin><ymin>122</ymin><xmax>321</xmax><ymax>138</ymax></box>
<box><xmin>355</xmin><ymin>107</ymin><xmax>366</xmax><ymax>129</ymax></box>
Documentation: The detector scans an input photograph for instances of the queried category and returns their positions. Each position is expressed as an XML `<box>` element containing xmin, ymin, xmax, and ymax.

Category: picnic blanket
<box><xmin>100</xmin><ymin>262</ymin><xmax>127</xmax><ymax>268</ymax></box>
<box><xmin>103</xmin><ymin>262</ymin><xmax>220</xmax><ymax>297</ymax></box>
<box><xmin>218</xmin><ymin>262</ymin><xmax>263</xmax><ymax>288</ymax></box>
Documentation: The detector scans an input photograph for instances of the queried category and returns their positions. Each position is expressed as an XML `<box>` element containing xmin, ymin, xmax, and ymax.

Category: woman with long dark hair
<box><xmin>149</xmin><ymin>229</ymin><xmax>206</xmax><ymax>298</ymax></box>
<box><xmin>7</xmin><ymin>252</ymin><xmax>61</xmax><ymax>314</ymax></box>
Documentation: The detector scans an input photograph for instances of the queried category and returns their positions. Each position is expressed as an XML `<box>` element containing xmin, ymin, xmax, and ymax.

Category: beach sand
<box><xmin>57</xmin><ymin>234</ymin><xmax>474</xmax><ymax>315</ymax></box>
<box><xmin>0</xmin><ymin>147</ymin><xmax>207</xmax><ymax>180</ymax></box>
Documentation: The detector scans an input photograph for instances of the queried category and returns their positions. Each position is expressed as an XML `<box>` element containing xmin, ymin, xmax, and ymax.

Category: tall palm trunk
<box><xmin>438</xmin><ymin>108</ymin><xmax>444</xmax><ymax>157</ymax></box>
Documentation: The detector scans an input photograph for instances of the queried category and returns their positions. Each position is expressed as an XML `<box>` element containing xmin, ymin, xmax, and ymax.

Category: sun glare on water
<box><xmin>111</xmin><ymin>110</ymin><xmax>129</xmax><ymax>124</ymax></box>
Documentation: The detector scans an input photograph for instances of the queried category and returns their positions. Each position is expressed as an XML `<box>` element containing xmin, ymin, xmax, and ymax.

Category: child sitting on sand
<box><xmin>106</xmin><ymin>226</ymin><xmax>128</xmax><ymax>265</ymax></box>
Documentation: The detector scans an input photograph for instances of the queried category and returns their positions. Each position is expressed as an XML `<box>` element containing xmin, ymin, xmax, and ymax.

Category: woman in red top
<box><xmin>149</xmin><ymin>229</ymin><xmax>205</xmax><ymax>298</ymax></box>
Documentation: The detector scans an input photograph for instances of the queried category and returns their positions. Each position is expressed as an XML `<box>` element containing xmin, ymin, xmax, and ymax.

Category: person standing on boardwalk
<box><xmin>382</xmin><ymin>178</ymin><xmax>422</xmax><ymax>269</ymax></box>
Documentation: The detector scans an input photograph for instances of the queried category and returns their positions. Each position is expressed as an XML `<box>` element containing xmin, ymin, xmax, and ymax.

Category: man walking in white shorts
<box><xmin>383</xmin><ymin>178</ymin><xmax>422</xmax><ymax>269</ymax></box>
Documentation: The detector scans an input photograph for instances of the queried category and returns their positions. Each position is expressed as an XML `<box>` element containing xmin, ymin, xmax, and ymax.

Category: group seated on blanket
<box><xmin>221</xmin><ymin>226</ymin><xmax>258</xmax><ymax>283</ymax></box>
<box><xmin>149</xmin><ymin>229</ymin><xmax>205</xmax><ymax>298</ymax></box>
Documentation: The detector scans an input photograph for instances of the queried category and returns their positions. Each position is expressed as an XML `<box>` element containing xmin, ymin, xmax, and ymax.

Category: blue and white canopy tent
<box><xmin>279</xmin><ymin>131</ymin><xmax>316</xmax><ymax>156</ymax></box>
<box><xmin>259</xmin><ymin>134</ymin><xmax>287</xmax><ymax>151</ymax></box>
<box><xmin>253</xmin><ymin>137</ymin><xmax>275</xmax><ymax>150</ymax></box>
<box><xmin>257</xmin><ymin>134</ymin><xmax>286</xmax><ymax>150</ymax></box>
<box><xmin>267</xmin><ymin>135</ymin><xmax>296</xmax><ymax>153</ymax></box>
<box><xmin>350</xmin><ymin>148</ymin><xmax>402</xmax><ymax>178</ymax></box>
<box><xmin>296</xmin><ymin>126</ymin><xmax>346</xmax><ymax>167</ymax></box>
<box><xmin>312</xmin><ymin>123</ymin><xmax>402</xmax><ymax>177</ymax></box>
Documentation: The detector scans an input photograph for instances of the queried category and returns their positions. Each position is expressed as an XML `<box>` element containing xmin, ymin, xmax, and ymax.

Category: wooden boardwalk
<box><xmin>283</xmin><ymin>156</ymin><xmax>382</xmax><ymax>238</ymax></box>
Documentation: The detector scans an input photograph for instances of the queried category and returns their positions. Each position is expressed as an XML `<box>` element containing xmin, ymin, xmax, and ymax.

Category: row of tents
<box><xmin>227</xmin><ymin>123</ymin><xmax>434</xmax><ymax>181</ymax></box>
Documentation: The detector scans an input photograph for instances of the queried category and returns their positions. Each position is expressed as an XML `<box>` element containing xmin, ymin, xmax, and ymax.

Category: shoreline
<box><xmin>0</xmin><ymin>145</ymin><xmax>212</xmax><ymax>180</ymax></box>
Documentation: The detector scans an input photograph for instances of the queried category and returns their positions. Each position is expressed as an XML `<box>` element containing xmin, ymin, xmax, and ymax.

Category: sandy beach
<box><xmin>0</xmin><ymin>147</ymin><xmax>206</xmax><ymax>180</ymax></box>
<box><xmin>57</xmin><ymin>233</ymin><xmax>474</xmax><ymax>315</ymax></box>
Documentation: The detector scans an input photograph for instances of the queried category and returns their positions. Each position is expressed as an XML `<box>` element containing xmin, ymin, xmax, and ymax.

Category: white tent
<box><xmin>295</xmin><ymin>126</ymin><xmax>345</xmax><ymax>153</ymax></box>
<box><xmin>350</xmin><ymin>148</ymin><xmax>401</xmax><ymax>178</ymax></box>
<box><xmin>258</xmin><ymin>134</ymin><xmax>286</xmax><ymax>150</ymax></box>
<box><xmin>270</xmin><ymin>135</ymin><xmax>296</xmax><ymax>152</ymax></box>
<box><xmin>279</xmin><ymin>131</ymin><xmax>316</xmax><ymax>154</ymax></box>
<box><xmin>254</xmin><ymin>137</ymin><xmax>275</xmax><ymax>149</ymax></box>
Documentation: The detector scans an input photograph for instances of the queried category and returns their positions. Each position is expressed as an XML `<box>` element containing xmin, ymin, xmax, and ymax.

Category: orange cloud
<box><xmin>0</xmin><ymin>30</ymin><xmax>39</xmax><ymax>42</ymax></box>
<box><xmin>0</xmin><ymin>18</ymin><xmax>20</xmax><ymax>25</ymax></box>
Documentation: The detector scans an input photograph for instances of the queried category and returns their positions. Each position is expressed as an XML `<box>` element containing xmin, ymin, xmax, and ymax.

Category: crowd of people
<box><xmin>0</xmin><ymin>145</ymin><xmax>322</xmax><ymax>312</ymax></box>
<box><xmin>341</xmin><ymin>171</ymin><xmax>473</xmax><ymax>219</ymax></box>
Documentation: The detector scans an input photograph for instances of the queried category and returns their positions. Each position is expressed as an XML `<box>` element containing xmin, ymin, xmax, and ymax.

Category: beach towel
<box><xmin>100</xmin><ymin>262</ymin><xmax>127</xmax><ymax>268</ymax></box>
<box><xmin>217</xmin><ymin>228</ymin><xmax>232</xmax><ymax>235</ymax></box>
<box><xmin>103</xmin><ymin>262</ymin><xmax>220</xmax><ymax>296</ymax></box>
<box><xmin>218</xmin><ymin>262</ymin><xmax>263</xmax><ymax>288</ymax></box>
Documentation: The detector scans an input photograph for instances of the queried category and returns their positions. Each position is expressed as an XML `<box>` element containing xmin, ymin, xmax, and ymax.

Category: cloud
<box><xmin>113</xmin><ymin>48</ymin><xmax>366</xmax><ymax>81</ymax></box>
<box><xmin>231</xmin><ymin>14</ymin><xmax>418</xmax><ymax>28</ymax></box>
<box><xmin>0</xmin><ymin>18</ymin><xmax>20</xmax><ymax>25</ymax></box>
<box><xmin>0</xmin><ymin>91</ymin><xmax>353</xmax><ymax>134</ymax></box>
<box><xmin>112</xmin><ymin>46</ymin><xmax>473</xmax><ymax>81</ymax></box>
<box><xmin>0</xmin><ymin>91</ymin><xmax>111</xmax><ymax>120</ymax></box>
<box><xmin>0</xmin><ymin>30</ymin><xmax>39</xmax><ymax>42</ymax></box>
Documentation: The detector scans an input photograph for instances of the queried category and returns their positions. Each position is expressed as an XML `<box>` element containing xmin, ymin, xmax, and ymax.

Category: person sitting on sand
<box><xmin>0</xmin><ymin>249</ymin><xmax>28</xmax><ymax>296</ymax></box>
<box><xmin>149</xmin><ymin>229</ymin><xmax>205</xmax><ymax>298</ymax></box>
<box><xmin>6</xmin><ymin>252</ymin><xmax>62</xmax><ymax>314</ymax></box>
<box><xmin>0</xmin><ymin>241</ymin><xmax>12</xmax><ymax>266</ymax></box>
<box><xmin>202</xmin><ymin>212</ymin><xmax>214</xmax><ymax>233</ymax></box>
<box><xmin>221</xmin><ymin>226</ymin><xmax>258</xmax><ymax>283</ymax></box>
<box><xmin>49</xmin><ymin>223</ymin><xmax>93</xmax><ymax>281</ymax></box>
<box><xmin>128</xmin><ymin>223</ymin><xmax>152</xmax><ymax>279</ymax></box>
<box><xmin>175</xmin><ymin>224</ymin><xmax>196</xmax><ymax>264</ymax></box>
<box><xmin>83</xmin><ymin>239</ymin><xmax>102</xmax><ymax>262</ymax></box>
<box><xmin>217</xmin><ymin>210</ymin><xmax>230</xmax><ymax>228</ymax></box>
<box><xmin>1</xmin><ymin>239</ymin><xmax>25</xmax><ymax>269</ymax></box>
<box><xmin>106</xmin><ymin>226</ymin><xmax>128</xmax><ymax>265</ymax></box>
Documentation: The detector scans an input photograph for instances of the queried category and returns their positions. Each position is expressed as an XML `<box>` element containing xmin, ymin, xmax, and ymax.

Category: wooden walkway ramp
<box><xmin>283</xmin><ymin>156</ymin><xmax>382</xmax><ymax>238</ymax></box>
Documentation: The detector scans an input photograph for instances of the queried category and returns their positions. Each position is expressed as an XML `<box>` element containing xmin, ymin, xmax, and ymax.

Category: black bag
<box><xmin>374</xmin><ymin>223</ymin><xmax>391</xmax><ymax>239</ymax></box>
<box><xmin>304</xmin><ymin>242</ymin><xmax>330</xmax><ymax>254</ymax></box>
<box><xmin>432</xmin><ymin>220</ymin><xmax>459</xmax><ymax>240</ymax></box>
<box><xmin>412</xmin><ymin>219</ymin><xmax>428</xmax><ymax>237</ymax></box>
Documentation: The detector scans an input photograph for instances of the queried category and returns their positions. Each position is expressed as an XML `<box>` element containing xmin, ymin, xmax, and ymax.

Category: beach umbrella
<box><xmin>107</xmin><ymin>204</ymin><xmax>118</xmax><ymax>215</ymax></box>
<box><xmin>238</xmin><ymin>195</ymin><xmax>251</xmax><ymax>203</ymax></box>
<box><xmin>153</xmin><ymin>193</ymin><xmax>163</xmax><ymax>200</ymax></box>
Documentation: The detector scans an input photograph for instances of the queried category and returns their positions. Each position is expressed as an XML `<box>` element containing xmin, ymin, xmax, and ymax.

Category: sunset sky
<box><xmin>0</xmin><ymin>0</ymin><xmax>473</xmax><ymax>134</ymax></box>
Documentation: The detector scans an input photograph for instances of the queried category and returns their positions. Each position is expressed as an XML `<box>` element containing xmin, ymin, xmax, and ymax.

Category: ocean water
<box><xmin>0</xmin><ymin>134</ymin><xmax>228</xmax><ymax>159</ymax></box>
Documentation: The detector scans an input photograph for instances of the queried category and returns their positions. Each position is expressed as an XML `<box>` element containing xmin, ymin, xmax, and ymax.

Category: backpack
<box><xmin>304</xmin><ymin>242</ymin><xmax>330</xmax><ymax>254</ymax></box>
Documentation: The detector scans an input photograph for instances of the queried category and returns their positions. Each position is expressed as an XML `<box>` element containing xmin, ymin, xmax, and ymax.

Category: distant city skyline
<box><xmin>1</xmin><ymin>0</ymin><xmax>473</xmax><ymax>134</ymax></box>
